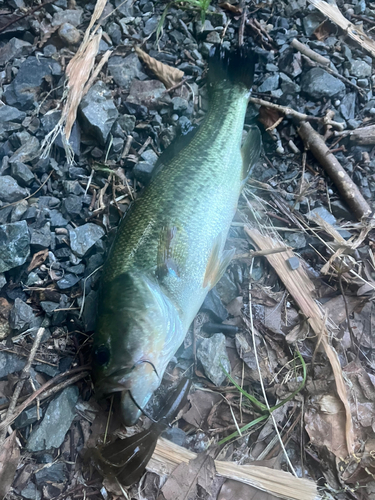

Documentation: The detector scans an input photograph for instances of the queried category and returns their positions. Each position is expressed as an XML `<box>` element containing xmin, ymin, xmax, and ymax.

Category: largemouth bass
<box><xmin>93</xmin><ymin>47</ymin><xmax>261</xmax><ymax>425</ymax></box>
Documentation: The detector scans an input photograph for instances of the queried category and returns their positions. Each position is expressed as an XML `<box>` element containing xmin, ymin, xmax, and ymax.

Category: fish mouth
<box><xmin>94</xmin><ymin>367</ymin><xmax>133</xmax><ymax>399</ymax></box>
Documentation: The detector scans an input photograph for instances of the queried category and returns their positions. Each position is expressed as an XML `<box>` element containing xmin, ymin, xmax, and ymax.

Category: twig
<box><xmin>249</xmin><ymin>97</ymin><xmax>345</xmax><ymax>131</ymax></box>
<box><xmin>0</xmin><ymin>0</ymin><xmax>56</xmax><ymax>33</ymax></box>
<box><xmin>334</xmin><ymin>124</ymin><xmax>375</xmax><ymax>145</ymax></box>
<box><xmin>0</xmin><ymin>366</ymin><xmax>89</xmax><ymax>432</ymax></box>
<box><xmin>238</xmin><ymin>6</ymin><xmax>247</xmax><ymax>46</ymax></box>
<box><xmin>121</xmin><ymin>135</ymin><xmax>133</xmax><ymax>159</ymax></box>
<box><xmin>298</xmin><ymin>122</ymin><xmax>371</xmax><ymax>220</ymax></box>
<box><xmin>0</xmin><ymin>327</ymin><xmax>45</xmax><ymax>444</ymax></box>
<box><xmin>291</xmin><ymin>38</ymin><xmax>330</xmax><ymax>66</ymax></box>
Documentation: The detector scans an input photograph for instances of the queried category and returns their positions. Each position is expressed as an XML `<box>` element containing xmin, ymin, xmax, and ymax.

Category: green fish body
<box><xmin>93</xmin><ymin>48</ymin><xmax>261</xmax><ymax>425</ymax></box>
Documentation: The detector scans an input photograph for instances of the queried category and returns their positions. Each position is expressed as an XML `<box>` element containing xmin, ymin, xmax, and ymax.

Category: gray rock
<box><xmin>117</xmin><ymin>114</ymin><xmax>136</xmax><ymax>133</ymax></box>
<box><xmin>141</xmin><ymin>149</ymin><xmax>158</xmax><ymax>165</ymax></box>
<box><xmin>108</xmin><ymin>53</ymin><xmax>147</xmax><ymax>89</ymax></box>
<box><xmin>0</xmin><ymin>37</ymin><xmax>32</xmax><ymax>66</ymax></box>
<box><xmin>133</xmin><ymin>161</ymin><xmax>155</xmax><ymax>183</ymax></box>
<box><xmin>11</xmin><ymin>200</ymin><xmax>28</xmax><ymax>223</ymax></box>
<box><xmin>114</xmin><ymin>0</ymin><xmax>133</xmax><ymax>16</ymax></box>
<box><xmin>0</xmin><ymin>221</ymin><xmax>30</xmax><ymax>272</ymax></box>
<box><xmin>206</xmin><ymin>31</ymin><xmax>221</xmax><ymax>44</ymax></box>
<box><xmin>172</xmin><ymin>97</ymin><xmax>189</xmax><ymax>113</ymax></box>
<box><xmin>20</xmin><ymin>482</ymin><xmax>41</xmax><ymax>500</ymax></box>
<box><xmin>144</xmin><ymin>15</ymin><xmax>158</xmax><ymax>35</ymax></box>
<box><xmin>340</xmin><ymin>93</ymin><xmax>356</xmax><ymax>120</ymax></box>
<box><xmin>215</xmin><ymin>273</ymin><xmax>238</xmax><ymax>305</ymax></box>
<box><xmin>330</xmin><ymin>200</ymin><xmax>355</xmax><ymax>220</ymax></box>
<box><xmin>80</xmin><ymin>81</ymin><xmax>118</xmax><ymax>145</ymax></box>
<box><xmin>26</xmin><ymin>386</ymin><xmax>78</xmax><ymax>452</ymax></box>
<box><xmin>284</xmin><ymin>232</ymin><xmax>307</xmax><ymax>249</ymax></box>
<box><xmin>287</xmin><ymin>256</ymin><xmax>300</xmax><ymax>270</ymax></box>
<box><xmin>34</xmin><ymin>462</ymin><xmax>67</xmax><ymax>485</ymax></box>
<box><xmin>0</xmin><ymin>176</ymin><xmax>29</xmax><ymax>203</ymax></box>
<box><xmin>161</xmin><ymin>426</ymin><xmax>187</xmax><ymax>447</ymax></box>
<box><xmin>258</xmin><ymin>75</ymin><xmax>279</xmax><ymax>93</ymax></box>
<box><xmin>197</xmin><ymin>333</ymin><xmax>230</xmax><ymax>386</ymax></box>
<box><xmin>11</xmin><ymin>162</ymin><xmax>35</xmax><ymax>187</ymax></box>
<box><xmin>350</xmin><ymin>59</ymin><xmax>372</xmax><ymax>78</ymax></box>
<box><xmin>58</xmin><ymin>22</ymin><xmax>81</xmax><ymax>45</ymax></box>
<box><xmin>0</xmin><ymin>105</ymin><xmax>26</xmax><ymax>137</ymax></box>
<box><xmin>14</xmin><ymin>405</ymin><xmax>43</xmax><ymax>429</ymax></box>
<box><xmin>0</xmin><ymin>273</ymin><xmax>6</xmax><ymax>289</ymax></box>
<box><xmin>0</xmin><ymin>351</ymin><xmax>26</xmax><ymax>379</ymax></box>
<box><xmin>41</xmin><ymin>111</ymin><xmax>80</xmax><ymax>157</ymax></box>
<box><xmin>303</xmin><ymin>12</ymin><xmax>324</xmax><ymax>37</ymax></box>
<box><xmin>30</xmin><ymin>224</ymin><xmax>51</xmax><ymax>249</ymax></box>
<box><xmin>127</xmin><ymin>79</ymin><xmax>169</xmax><ymax>110</ymax></box>
<box><xmin>306</xmin><ymin>206</ymin><xmax>336</xmax><ymax>225</ymax></box>
<box><xmin>63</xmin><ymin>194</ymin><xmax>82</xmax><ymax>217</ymax></box>
<box><xmin>4</xmin><ymin>57</ymin><xmax>57</xmax><ymax>110</ymax></box>
<box><xmin>301</xmin><ymin>68</ymin><xmax>345</xmax><ymax>100</ymax></box>
<box><xmin>57</xmin><ymin>274</ymin><xmax>80</xmax><ymax>289</ymax></box>
<box><xmin>278</xmin><ymin>49</ymin><xmax>302</xmax><ymax>78</ymax></box>
<box><xmin>9</xmin><ymin>298</ymin><xmax>34</xmax><ymax>330</ymax></box>
<box><xmin>69</xmin><ymin>223</ymin><xmax>105</xmax><ymax>257</ymax></box>
<box><xmin>52</xmin><ymin>8</ymin><xmax>83</xmax><ymax>26</ymax></box>
<box><xmin>201</xmin><ymin>288</ymin><xmax>228</xmax><ymax>322</ymax></box>
<box><xmin>49</xmin><ymin>209</ymin><xmax>68</xmax><ymax>228</ymax></box>
<box><xmin>9</xmin><ymin>136</ymin><xmax>40</xmax><ymax>164</ymax></box>
<box><xmin>347</xmin><ymin>119</ymin><xmax>361</xmax><ymax>130</ymax></box>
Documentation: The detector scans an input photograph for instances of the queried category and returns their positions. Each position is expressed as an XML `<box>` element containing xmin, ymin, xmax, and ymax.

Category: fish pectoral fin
<box><xmin>203</xmin><ymin>233</ymin><xmax>235</xmax><ymax>290</ymax></box>
<box><xmin>241</xmin><ymin>124</ymin><xmax>262</xmax><ymax>185</ymax></box>
<box><xmin>157</xmin><ymin>225</ymin><xmax>185</xmax><ymax>281</ymax></box>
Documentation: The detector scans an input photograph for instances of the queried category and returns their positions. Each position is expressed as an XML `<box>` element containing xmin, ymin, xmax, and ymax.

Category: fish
<box><xmin>93</xmin><ymin>46</ymin><xmax>262</xmax><ymax>426</ymax></box>
<box><xmin>89</xmin><ymin>377</ymin><xmax>191</xmax><ymax>486</ymax></box>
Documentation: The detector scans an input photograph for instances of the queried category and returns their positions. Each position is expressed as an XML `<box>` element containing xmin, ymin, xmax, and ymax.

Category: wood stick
<box><xmin>335</xmin><ymin>124</ymin><xmax>375</xmax><ymax>145</ymax></box>
<box><xmin>291</xmin><ymin>38</ymin><xmax>330</xmax><ymax>66</ymax></box>
<box><xmin>298</xmin><ymin>122</ymin><xmax>371</xmax><ymax>220</ymax></box>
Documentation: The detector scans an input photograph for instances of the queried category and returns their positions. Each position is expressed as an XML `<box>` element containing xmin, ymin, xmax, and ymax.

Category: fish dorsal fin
<box><xmin>157</xmin><ymin>225</ymin><xmax>186</xmax><ymax>281</ymax></box>
<box><xmin>241</xmin><ymin>124</ymin><xmax>262</xmax><ymax>185</ymax></box>
<box><xmin>203</xmin><ymin>232</ymin><xmax>235</xmax><ymax>290</ymax></box>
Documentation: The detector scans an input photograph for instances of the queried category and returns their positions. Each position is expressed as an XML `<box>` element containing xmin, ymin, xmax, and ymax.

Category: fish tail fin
<box><xmin>208</xmin><ymin>45</ymin><xmax>257</xmax><ymax>91</ymax></box>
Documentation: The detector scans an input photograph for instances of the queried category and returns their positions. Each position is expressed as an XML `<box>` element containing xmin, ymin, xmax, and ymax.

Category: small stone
<box><xmin>197</xmin><ymin>333</ymin><xmax>230</xmax><ymax>386</ymax></box>
<box><xmin>9</xmin><ymin>298</ymin><xmax>35</xmax><ymax>330</ymax></box>
<box><xmin>0</xmin><ymin>221</ymin><xmax>30</xmax><ymax>272</ymax></box>
<box><xmin>80</xmin><ymin>81</ymin><xmax>119</xmax><ymax>146</ymax></box>
<box><xmin>9</xmin><ymin>136</ymin><xmax>40</xmax><ymax>164</ymax></box>
<box><xmin>56</xmin><ymin>274</ymin><xmax>80</xmax><ymax>289</ymax></box>
<box><xmin>172</xmin><ymin>97</ymin><xmax>189</xmax><ymax>113</ymax></box>
<box><xmin>63</xmin><ymin>194</ymin><xmax>82</xmax><ymax>217</ymax></box>
<box><xmin>58</xmin><ymin>22</ymin><xmax>81</xmax><ymax>45</ymax></box>
<box><xmin>350</xmin><ymin>59</ymin><xmax>372</xmax><ymax>78</ymax></box>
<box><xmin>195</xmin><ymin>19</ymin><xmax>214</xmax><ymax>34</ymax></box>
<box><xmin>26</xmin><ymin>386</ymin><xmax>78</xmax><ymax>452</ymax></box>
<box><xmin>0</xmin><ymin>105</ymin><xmax>26</xmax><ymax>137</ymax></box>
<box><xmin>0</xmin><ymin>274</ymin><xmax>6</xmax><ymax>289</ymax></box>
<box><xmin>258</xmin><ymin>74</ymin><xmax>279</xmax><ymax>93</ymax></box>
<box><xmin>11</xmin><ymin>201</ymin><xmax>28</xmax><ymax>223</ymax></box>
<box><xmin>30</xmin><ymin>224</ymin><xmax>52</xmax><ymax>249</ymax></box>
<box><xmin>117</xmin><ymin>114</ymin><xmax>136</xmax><ymax>133</ymax></box>
<box><xmin>215</xmin><ymin>273</ymin><xmax>238</xmax><ymax>305</ymax></box>
<box><xmin>161</xmin><ymin>427</ymin><xmax>187</xmax><ymax>447</ymax></box>
<box><xmin>0</xmin><ymin>176</ymin><xmax>29</xmax><ymax>203</ymax></box>
<box><xmin>52</xmin><ymin>8</ymin><xmax>83</xmax><ymax>27</ymax></box>
<box><xmin>41</xmin><ymin>111</ymin><xmax>80</xmax><ymax>157</ymax></box>
<box><xmin>206</xmin><ymin>31</ymin><xmax>221</xmax><ymax>44</ymax></box>
<box><xmin>69</xmin><ymin>223</ymin><xmax>105</xmax><ymax>257</ymax></box>
<box><xmin>0</xmin><ymin>37</ymin><xmax>32</xmax><ymax>66</ymax></box>
<box><xmin>144</xmin><ymin>15</ymin><xmax>158</xmax><ymax>35</ymax></box>
<box><xmin>4</xmin><ymin>56</ymin><xmax>58</xmax><ymax>110</ymax></box>
<box><xmin>133</xmin><ymin>161</ymin><xmax>155</xmax><ymax>183</ymax></box>
<box><xmin>330</xmin><ymin>200</ymin><xmax>355</xmax><ymax>220</ymax></box>
<box><xmin>108</xmin><ymin>53</ymin><xmax>147</xmax><ymax>89</ymax></box>
<box><xmin>0</xmin><ymin>351</ymin><xmax>26</xmax><ymax>379</ymax></box>
<box><xmin>339</xmin><ymin>93</ymin><xmax>356</xmax><ymax>120</ymax></box>
<box><xmin>140</xmin><ymin>149</ymin><xmax>158</xmax><ymax>165</ymax></box>
<box><xmin>303</xmin><ymin>12</ymin><xmax>324</xmax><ymax>37</ymax></box>
<box><xmin>284</xmin><ymin>232</ymin><xmax>307</xmax><ymax>249</ymax></box>
<box><xmin>20</xmin><ymin>482</ymin><xmax>41</xmax><ymax>500</ymax></box>
<box><xmin>347</xmin><ymin>119</ymin><xmax>361</xmax><ymax>130</ymax></box>
<box><xmin>357</xmin><ymin>79</ymin><xmax>368</xmax><ymax>88</ymax></box>
<box><xmin>34</xmin><ymin>462</ymin><xmax>68</xmax><ymax>485</ymax></box>
<box><xmin>306</xmin><ymin>206</ymin><xmax>336</xmax><ymax>225</ymax></box>
<box><xmin>301</xmin><ymin>68</ymin><xmax>345</xmax><ymax>100</ymax></box>
<box><xmin>287</xmin><ymin>257</ymin><xmax>300</xmax><ymax>270</ymax></box>
<box><xmin>14</xmin><ymin>406</ymin><xmax>43</xmax><ymax>429</ymax></box>
<box><xmin>127</xmin><ymin>79</ymin><xmax>169</xmax><ymax>110</ymax></box>
<box><xmin>10</xmin><ymin>162</ymin><xmax>34</xmax><ymax>187</ymax></box>
<box><xmin>201</xmin><ymin>288</ymin><xmax>228</xmax><ymax>322</ymax></box>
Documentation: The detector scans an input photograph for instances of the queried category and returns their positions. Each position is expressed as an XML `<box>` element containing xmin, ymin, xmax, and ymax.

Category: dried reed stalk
<box><xmin>149</xmin><ymin>438</ymin><xmax>317</xmax><ymax>500</ymax></box>
<box><xmin>245</xmin><ymin>227</ymin><xmax>355</xmax><ymax>456</ymax></box>
<box><xmin>41</xmin><ymin>0</ymin><xmax>111</xmax><ymax>164</ymax></box>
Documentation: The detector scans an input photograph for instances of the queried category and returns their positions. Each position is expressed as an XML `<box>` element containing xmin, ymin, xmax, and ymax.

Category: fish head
<box><xmin>93</xmin><ymin>272</ymin><xmax>183</xmax><ymax>425</ymax></box>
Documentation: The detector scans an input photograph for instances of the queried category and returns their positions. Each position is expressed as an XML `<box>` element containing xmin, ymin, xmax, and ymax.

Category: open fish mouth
<box><xmin>94</xmin><ymin>368</ymin><xmax>133</xmax><ymax>399</ymax></box>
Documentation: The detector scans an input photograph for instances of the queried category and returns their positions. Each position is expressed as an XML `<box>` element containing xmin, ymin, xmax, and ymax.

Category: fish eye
<box><xmin>93</xmin><ymin>345</ymin><xmax>111</xmax><ymax>367</ymax></box>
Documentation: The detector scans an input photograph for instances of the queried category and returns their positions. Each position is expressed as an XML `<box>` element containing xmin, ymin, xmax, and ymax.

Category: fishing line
<box><xmin>128</xmin><ymin>391</ymin><xmax>158</xmax><ymax>424</ymax></box>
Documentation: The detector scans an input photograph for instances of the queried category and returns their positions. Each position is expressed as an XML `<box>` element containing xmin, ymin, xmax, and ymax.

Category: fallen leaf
<box><xmin>0</xmin><ymin>431</ymin><xmax>20</xmax><ymax>499</ymax></box>
<box><xmin>27</xmin><ymin>249</ymin><xmax>49</xmax><ymax>272</ymax></box>
<box><xmin>160</xmin><ymin>452</ymin><xmax>216</xmax><ymax>500</ymax></box>
<box><xmin>218</xmin><ymin>479</ymin><xmax>279</xmax><ymax>500</ymax></box>
<box><xmin>135</xmin><ymin>47</ymin><xmax>184</xmax><ymax>89</ymax></box>
<box><xmin>183</xmin><ymin>390</ymin><xmax>221</xmax><ymax>428</ymax></box>
<box><xmin>258</xmin><ymin>107</ymin><xmax>282</xmax><ymax>130</ymax></box>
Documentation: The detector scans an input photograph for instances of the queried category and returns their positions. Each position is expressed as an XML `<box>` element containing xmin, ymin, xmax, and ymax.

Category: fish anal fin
<box><xmin>241</xmin><ymin>125</ymin><xmax>262</xmax><ymax>184</ymax></box>
<box><xmin>203</xmin><ymin>234</ymin><xmax>235</xmax><ymax>290</ymax></box>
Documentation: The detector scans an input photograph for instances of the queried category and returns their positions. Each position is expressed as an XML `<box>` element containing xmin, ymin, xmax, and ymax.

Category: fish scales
<box><xmin>93</xmin><ymin>47</ymin><xmax>261</xmax><ymax>425</ymax></box>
